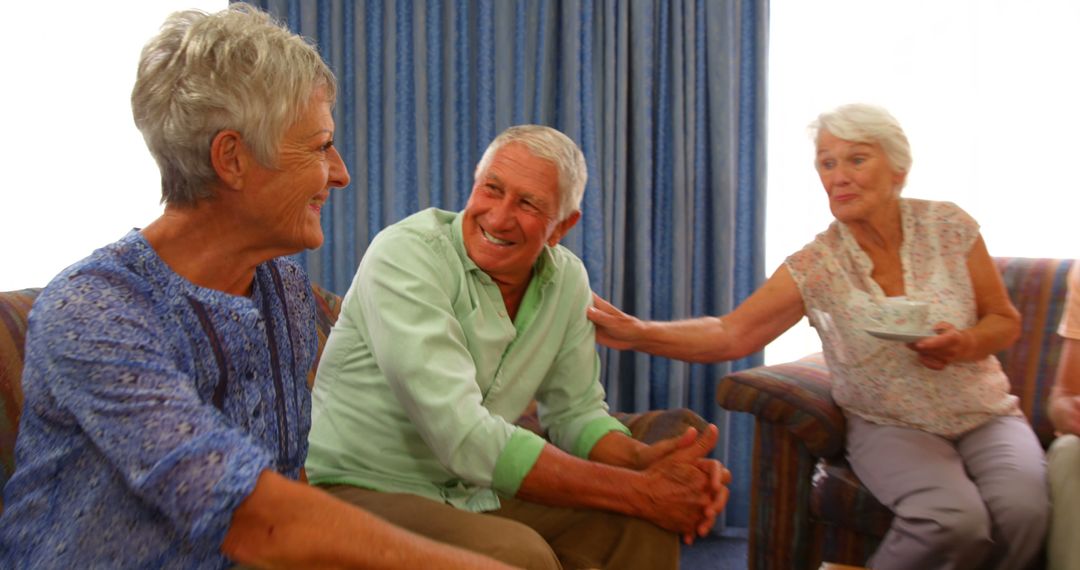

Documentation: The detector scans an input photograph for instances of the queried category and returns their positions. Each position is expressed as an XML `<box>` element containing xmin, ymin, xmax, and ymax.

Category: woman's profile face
<box><xmin>242</xmin><ymin>86</ymin><xmax>351</xmax><ymax>253</ymax></box>
<box><xmin>814</xmin><ymin>130</ymin><xmax>906</xmax><ymax>224</ymax></box>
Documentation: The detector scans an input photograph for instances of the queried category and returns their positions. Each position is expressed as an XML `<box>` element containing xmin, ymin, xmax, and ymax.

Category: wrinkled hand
<box><xmin>633</xmin><ymin>426</ymin><xmax>700</xmax><ymax>469</ymax></box>
<box><xmin>631</xmin><ymin>427</ymin><xmax>732</xmax><ymax>543</ymax></box>
<box><xmin>689</xmin><ymin>453</ymin><xmax>731</xmax><ymax>545</ymax></box>
<box><xmin>586</xmin><ymin>293</ymin><xmax>644</xmax><ymax>350</ymax></box>
<box><xmin>636</xmin><ymin>425</ymin><xmax>732</xmax><ymax>544</ymax></box>
<box><xmin>908</xmin><ymin>322</ymin><xmax>973</xmax><ymax>370</ymax></box>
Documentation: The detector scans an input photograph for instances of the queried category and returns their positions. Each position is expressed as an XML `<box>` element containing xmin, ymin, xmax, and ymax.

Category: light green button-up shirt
<box><xmin>305</xmin><ymin>208</ymin><xmax>628</xmax><ymax>511</ymax></box>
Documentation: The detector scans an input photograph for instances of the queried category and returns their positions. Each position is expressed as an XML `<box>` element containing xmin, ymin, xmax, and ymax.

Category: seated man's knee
<box><xmin>614</xmin><ymin>515</ymin><xmax>679</xmax><ymax>564</ymax></box>
<box><xmin>483</xmin><ymin>519</ymin><xmax>561</xmax><ymax>570</ymax></box>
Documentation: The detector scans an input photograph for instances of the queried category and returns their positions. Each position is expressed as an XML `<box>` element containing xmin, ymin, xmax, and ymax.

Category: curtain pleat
<box><xmin>250</xmin><ymin>0</ymin><xmax>766</xmax><ymax>531</ymax></box>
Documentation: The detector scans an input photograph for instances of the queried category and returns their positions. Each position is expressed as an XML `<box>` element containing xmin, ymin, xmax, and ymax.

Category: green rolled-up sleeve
<box><xmin>491</xmin><ymin>427</ymin><xmax>548</xmax><ymax>496</ymax></box>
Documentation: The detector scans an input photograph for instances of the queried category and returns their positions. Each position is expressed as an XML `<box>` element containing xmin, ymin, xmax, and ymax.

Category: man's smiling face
<box><xmin>461</xmin><ymin>142</ymin><xmax>578</xmax><ymax>289</ymax></box>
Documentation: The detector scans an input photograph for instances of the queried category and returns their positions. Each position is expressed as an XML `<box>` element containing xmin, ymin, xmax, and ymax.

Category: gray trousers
<box><xmin>319</xmin><ymin>484</ymin><xmax>678</xmax><ymax>570</ymax></box>
<box><xmin>1048</xmin><ymin>434</ymin><xmax>1080</xmax><ymax>570</ymax></box>
<box><xmin>846</xmin><ymin>414</ymin><xmax>1049</xmax><ymax>570</ymax></box>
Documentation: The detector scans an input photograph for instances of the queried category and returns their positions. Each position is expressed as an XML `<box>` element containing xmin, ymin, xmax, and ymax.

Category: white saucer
<box><xmin>864</xmin><ymin>328</ymin><xmax>935</xmax><ymax>343</ymax></box>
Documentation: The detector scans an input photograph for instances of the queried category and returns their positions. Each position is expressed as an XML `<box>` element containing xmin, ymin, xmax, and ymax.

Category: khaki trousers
<box><xmin>319</xmin><ymin>484</ymin><xmax>678</xmax><ymax>570</ymax></box>
<box><xmin>1048</xmin><ymin>435</ymin><xmax>1080</xmax><ymax>570</ymax></box>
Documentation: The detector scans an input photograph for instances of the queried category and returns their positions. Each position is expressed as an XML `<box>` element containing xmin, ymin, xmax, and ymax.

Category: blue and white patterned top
<box><xmin>0</xmin><ymin>230</ymin><xmax>317</xmax><ymax>569</ymax></box>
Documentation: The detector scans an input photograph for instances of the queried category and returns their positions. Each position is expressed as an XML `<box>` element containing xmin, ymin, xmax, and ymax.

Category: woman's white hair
<box><xmin>809</xmin><ymin>103</ymin><xmax>912</xmax><ymax>189</ymax></box>
<box><xmin>473</xmin><ymin>125</ymin><xmax>588</xmax><ymax>220</ymax></box>
<box><xmin>131</xmin><ymin>3</ymin><xmax>336</xmax><ymax>206</ymax></box>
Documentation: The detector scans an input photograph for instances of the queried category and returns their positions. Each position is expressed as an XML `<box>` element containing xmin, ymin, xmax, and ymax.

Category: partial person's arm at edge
<box><xmin>1049</xmin><ymin>262</ymin><xmax>1080</xmax><ymax>436</ymax></box>
<box><xmin>1050</xmin><ymin>263</ymin><xmax>1080</xmax><ymax>436</ymax></box>
<box><xmin>1050</xmin><ymin>337</ymin><xmax>1080</xmax><ymax>436</ymax></box>
<box><xmin>912</xmin><ymin>235</ymin><xmax>1021</xmax><ymax>367</ymax></box>
<box><xmin>587</xmin><ymin>265</ymin><xmax>805</xmax><ymax>363</ymax></box>
<box><xmin>223</xmin><ymin>470</ymin><xmax>518</xmax><ymax>569</ymax></box>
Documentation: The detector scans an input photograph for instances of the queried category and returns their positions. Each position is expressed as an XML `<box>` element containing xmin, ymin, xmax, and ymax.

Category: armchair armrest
<box><xmin>715</xmin><ymin>353</ymin><xmax>845</xmax><ymax>458</ymax></box>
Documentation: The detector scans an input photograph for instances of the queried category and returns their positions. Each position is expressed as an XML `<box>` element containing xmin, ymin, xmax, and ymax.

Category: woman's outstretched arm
<box><xmin>588</xmin><ymin>265</ymin><xmax>806</xmax><ymax>363</ymax></box>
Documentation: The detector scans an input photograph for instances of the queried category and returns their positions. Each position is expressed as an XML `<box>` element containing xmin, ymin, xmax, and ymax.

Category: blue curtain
<box><xmin>249</xmin><ymin>0</ymin><xmax>767</xmax><ymax>531</ymax></box>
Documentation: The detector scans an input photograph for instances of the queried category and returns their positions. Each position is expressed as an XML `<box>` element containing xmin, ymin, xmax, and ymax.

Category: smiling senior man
<box><xmin>305</xmin><ymin>125</ymin><xmax>731</xmax><ymax>570</ymax></box>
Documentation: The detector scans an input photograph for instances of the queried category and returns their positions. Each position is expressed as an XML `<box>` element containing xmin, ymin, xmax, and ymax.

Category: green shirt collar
<box><xmin>451</xmin><ymin>210</ymin><xmax>559</xmax><ymax>288</ymax></box>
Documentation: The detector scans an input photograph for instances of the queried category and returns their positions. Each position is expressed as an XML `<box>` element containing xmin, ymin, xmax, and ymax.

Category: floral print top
<box><xmin>785</xmin><ymin>198</ymin><xmax>1020</xmax><ymax>437</ymax></box>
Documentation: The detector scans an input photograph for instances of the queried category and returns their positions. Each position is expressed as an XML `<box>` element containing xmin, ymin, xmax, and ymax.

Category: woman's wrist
<box><xmin>958</xmin><ymin>328</ymin><xmax>979</xmax><ymax>361</ymax></box>
<box><xmin>634</xmin><ymin>319</ymin><xmax>659</xmax><ymax>350</ymax></box>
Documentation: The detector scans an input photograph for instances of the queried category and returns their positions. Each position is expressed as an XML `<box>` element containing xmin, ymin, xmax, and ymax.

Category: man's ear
<box><xmin>210</xmin><ymin>130</ymin><xmax>247</xmax><ymax>190</ymax></box>
<box><xmin>547</xmin><ymin>210</ymin><xmax>581</xmax><ymax>246</ymax></box>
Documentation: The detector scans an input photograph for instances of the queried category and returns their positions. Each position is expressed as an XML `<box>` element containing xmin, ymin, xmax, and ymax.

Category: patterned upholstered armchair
<box><xmin>717</xmin><ymin>257</ymin><xmax>1072</xmax><ymax>569</ymax></box>
<box><xmin>0</xmin><ymin>282</ymin><xmax>705</xmax><ymax>514</ymax></box>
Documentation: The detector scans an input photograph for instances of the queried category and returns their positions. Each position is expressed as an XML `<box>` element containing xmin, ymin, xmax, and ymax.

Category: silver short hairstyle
<box><xmin>131</xmin><ymin>3</ymin><xmax>337</xmax><ymax>206</ymax></box>
<box><xmin>473</xmin><ymin>125</ymin><xmax>588</xmax><ymax>220</ymax></box>
<box><xmin>809</xmin><ymin>103</ymin><xmax>912</xmax><ymax>189</ymax></box>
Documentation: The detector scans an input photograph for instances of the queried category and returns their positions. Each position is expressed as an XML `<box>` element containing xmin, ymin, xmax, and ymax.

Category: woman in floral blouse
<box><xmin>588</xmin><ymin>103</ymin><xmax>1049</xmax><ymax>569</ymax></box>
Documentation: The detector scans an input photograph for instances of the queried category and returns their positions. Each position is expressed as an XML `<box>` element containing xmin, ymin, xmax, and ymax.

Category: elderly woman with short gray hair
<box><xmin>589</xmin><ymin>103</ymin><xmax>1049</xmax><ymax>569</ymax></box>
<box><xmin>0</xmin><ymin>4</ymin><xmax>513</xmax><ymax>569</ymax></box>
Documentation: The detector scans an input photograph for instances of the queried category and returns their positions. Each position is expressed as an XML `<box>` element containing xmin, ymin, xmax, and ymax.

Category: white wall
<box><xmin>0</xmin><ymin>0</ymin><xmax>225</xmax><ymax>291</ymax></box>
<box><xmin>766</xmin><ymin>0</ymin><xmax>1080</xmax><ymax>364</ymax></box>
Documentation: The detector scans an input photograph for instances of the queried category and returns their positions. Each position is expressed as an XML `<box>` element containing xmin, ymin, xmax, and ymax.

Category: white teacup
<box><xmin>877</xmin><ymin>297</ymin><xmax>929</xmax><ymax>333</ymax></box>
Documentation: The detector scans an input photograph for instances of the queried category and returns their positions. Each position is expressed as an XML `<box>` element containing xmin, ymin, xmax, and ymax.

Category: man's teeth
<box><xmin>483</xmin><ymin>230</ymin><xmax>512</xmax><ymax>246</ymax></box>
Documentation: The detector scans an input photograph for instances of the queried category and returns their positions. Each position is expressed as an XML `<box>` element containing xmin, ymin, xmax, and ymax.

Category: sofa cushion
<box><xmin>508</xmin><ymin>401</ymin><xmax>707</xmax><ymax>444</ymax></box>
<box><xmin>0</xmin><ymin>288</ymin><xmax>41</xmax><ymax>511</ymax></box>
<box><xmin>612</xmin><ymin>407</ymin><xmax>709</xmax><ymax>444</ymax></box>
<box><xmin>308</xmin><ymin>283</ymin><xmax>343</xmax><ymax>388</ymax></box>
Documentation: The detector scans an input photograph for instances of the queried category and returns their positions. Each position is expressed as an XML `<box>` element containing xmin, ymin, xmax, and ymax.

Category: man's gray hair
<box><xmin>474</xmin><ymin>125</ymin><xmax>588</xmax><ymax>220</ymax></box>
<box><xmin>131</xmin><ymin>3</ymin><xmax>337</xmax><ymax>206</ymax></box>
<box><xmin>809</xmin><ymin>103</ymin><xmax>912</xmax><ymax>189</ymax></box>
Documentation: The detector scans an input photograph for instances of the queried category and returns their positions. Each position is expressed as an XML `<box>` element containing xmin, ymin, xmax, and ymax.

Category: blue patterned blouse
<box><xmin>0</xmin><ymin>231</ymin><xmax>317</xmax><ymax>569</ymax></box>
